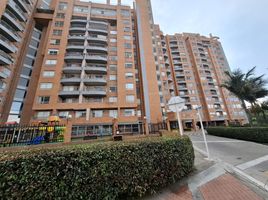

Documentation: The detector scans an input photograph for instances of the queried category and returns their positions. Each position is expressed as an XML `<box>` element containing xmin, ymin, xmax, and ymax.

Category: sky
<box><xmin>89</xmin><ymin>0</ymin><xmax>268</xmax><ymax>79</ymax></box>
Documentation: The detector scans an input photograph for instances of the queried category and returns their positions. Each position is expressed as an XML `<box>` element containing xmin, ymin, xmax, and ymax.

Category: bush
<box><xmin>0</xmin><ymin>136</ymin><xmax>194</xmax><ymax>200</ymax></box>
<box><xmin>207</xmin><ymin>127</ymin><xmax>268</xmax><ymax>143</ymax></box>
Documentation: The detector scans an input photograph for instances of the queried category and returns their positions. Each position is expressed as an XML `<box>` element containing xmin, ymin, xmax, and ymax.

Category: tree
<box><xmin>221</xmin><ymin>67</ymin><xmax>268</xmax><ymax>123</ymax></box>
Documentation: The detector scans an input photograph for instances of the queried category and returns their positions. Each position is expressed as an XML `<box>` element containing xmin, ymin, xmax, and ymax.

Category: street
<box><xmin>188</xmin><ymin>133</ymin><xmax>268</xmax><ymax>187</ymax></box>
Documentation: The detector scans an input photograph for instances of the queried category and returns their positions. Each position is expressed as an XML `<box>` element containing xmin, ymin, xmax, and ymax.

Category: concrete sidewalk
<box><xmin>143</xmin><ymin>151</ymin><xmax>268</xmax><ymax>200</ymax></box>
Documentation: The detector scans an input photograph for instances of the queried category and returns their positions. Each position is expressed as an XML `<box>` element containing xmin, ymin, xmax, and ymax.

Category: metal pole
<box><xmin>197</xmin><ymin>109</ymin><xmax>210</xmax><ymax>159</ymax></box>
<box><xmin>176</xmin><ymin>106</ymin><xmax>184</xmax><ymax>136</ymax></box>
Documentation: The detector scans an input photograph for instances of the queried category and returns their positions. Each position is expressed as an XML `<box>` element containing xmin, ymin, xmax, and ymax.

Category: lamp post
<box><xmin>194</xmin><ymin>106</ymin><xmax>210</xmax><ymax>159</ymax></box>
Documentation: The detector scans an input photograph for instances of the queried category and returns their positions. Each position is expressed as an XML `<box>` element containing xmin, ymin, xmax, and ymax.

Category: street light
<box><xmin>194</xmin><ymin>105</ymin><xmax>210</xmax><ymax>159</ymax></box>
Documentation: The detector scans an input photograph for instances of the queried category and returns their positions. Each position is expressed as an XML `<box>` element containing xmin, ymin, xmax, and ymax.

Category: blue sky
<box><xmin>90</xmin><ymin>0</ymin><xmax>268</xmax><ymax>79</ymax></box>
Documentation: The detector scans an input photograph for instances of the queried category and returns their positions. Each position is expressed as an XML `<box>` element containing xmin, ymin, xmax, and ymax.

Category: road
<box><xmin>187</xmin><ymin>133</ymin><xmax>268</xmax><ymax>186</ymax></box>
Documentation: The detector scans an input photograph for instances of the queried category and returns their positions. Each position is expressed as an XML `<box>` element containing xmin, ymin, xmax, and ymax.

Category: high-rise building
<box><xmin>0</xmin><ymin>0</ymin><xmax>247</xmax><ymax>141</ymax></box>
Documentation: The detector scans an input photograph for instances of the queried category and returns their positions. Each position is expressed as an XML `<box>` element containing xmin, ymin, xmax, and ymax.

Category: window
<box><xmin>45</xmin><ymin>59</ymin><xmax>57</xmax><ymax>65</ymax></box>
<box><xmin>124</xmin><ymin>27</ymin><xmax>131</xmax><ymax>32</ymax></box>
<box><xmin>55</xmin><ymin>21</ymin><xmax>64</xmax><ymax>27</ymax></box>
<box><xmin>59</xmin><ymin>111</ymin><xmax>70</xmax><ymax>118</ymax></box>
<box><xmin>53</xmin><ymin>30</ymin><xmax>62</xmax><ymax>36</ymax></box>
<box><xmin>40</xmin><ymin>83</ymin><xmax>53</xmax><ymax>89</ymax></box>
<box><xmin>123</xmin><ymin>20</ymin><xmax>130</xmax><ymax>25</ymax></box>
<box><xmin>21</xmin><ymin>67</ymin><xmax>32</xmax><ymax>77</ymax></box>
<box><xmin>125</xmin><ymin>73</ymin><xmax>133</xmax><ymax>79</ymax></box>
<box><xmin>125</xmin><ymin>52</ymin><xmax>132</xmax><ymax>58</ymax></box>
<box><xmin>110</xmin><ymin>75</ymin><xmax>116</xmax><ymax>81</ymax></box>
<box><xmin>38</xmin><ymin>96</ymin><xmax>50</xmax><ymax>104</ymax></box>
<box><xmin>50</xmin><ymin>39</ymin><xmax>60</xmax><ymax>45</ymax></box>
<box><xmin>91</xmin><ymin>8</ymin><xmax>117</xmax><ymax>16</ymax></box>
<box><xmin>109</xmin><ymin>97</ymin><xmax>117</xmax><ymax>103</ymax></box>
<box><xmin>121</xmin><ymin>9</ymin><xmax>130</xmax><ymax>17</ymax></box>
<box><xmin>109</xmin><ymin>110</ymin><xmax>118</xmax><ymax>118</ymax></box>
<box><xmin>73</xmin><ymin>5</ymin><xmax>88</xmax><ymax>13</ymax></box>
<box><xmin>14</xmin><ymin>89</ymin><xmax>26</xmax><ymax>99</ymax></box>
<box><xmin>37</xmin><ymin>111</ymin><xmax>50</xmax><ymax>119</ymax></box>
<box><xmin>56</xmin><ymin>13</ymin><xmax>65</xmax><ymax>18</ymax></box>
<box><xmin>10</xmin><ymin>101</ymin><xmax>22</xmax><ymax>114</ymax></box>
<box><xmin>58</xmin><ymin>2</ymin><xmax>67</xmax><ymax>10</ymax></box>
<box><xmin>110</xmin><ymin>86</ymin><xmax>117</xmax><ymax>93</ymax></box>
<box><xmin>125</xmin><ymin>63</ymin><xmax>133</xmax><ymax>68</ymax></box>
<box><xmin>126</xmin><ymin>95</ymin><xmax>135</xmax><ymax>103</ymax></box>
<box><xmin>48</xmin><ymin>49</ymin><xmax>59</xmax><ymax>55</ymax></box>
<box><xmin>109</xmin><ymin>65</ymin><xmax>117</xmax><ymax>71</ymax></box>
<box><xmin>43</xmin><ymin>71</ymin><xmax>55</xmax><ymax>77</ymax></box>
<box><xmin>110</xmin><ymin>46</ymin><xmax>117</xmax><ymax>51</ymax></box>
<box><xmin>126</xmin><ymin>83</ymin><xmax>134</xmax><ymax>90</ymax></box>
<box><xmin>110</xmin><ymin>38</ymin><xmax>117</xmax><ymax>43</ymax></box>
<box><xmin>110</xmin><ymin>56</ymin><xmax>117</xmax><ymax>61</ymax></box>
<box><xmin>92</xmin><ymin>110</ymin><xmax>103</xmax><ymax>118</ymax></box>
<box><xmin>110</xmin><ymin>31</ymin><xmax>117</xmax><ymax>35</ymax></box>
<box><xmin>124</xmin><ymin>109</ymin><xmax>135</xmax><ymax>117</ymax></box>
<box><xmin>124</xmin><ymin>35</ymin><xmax>131</xmax><ymax>40</ymax></box>
<box><xmin>18</xmin><ymin>77</ymin><xmax>29</xmax><ymax>87</ymax></box>
<box><xmin>75</xmin><ymin>110</ymin><xmax>86</xmax><ymax>118</ymax></box>
<box><xmin>124</xmin><ymin>43</ymin><xmax>131</xmax><ymax>49</ymax></box>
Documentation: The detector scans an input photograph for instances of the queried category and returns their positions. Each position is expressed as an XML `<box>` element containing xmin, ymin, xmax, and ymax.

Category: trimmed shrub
<box><xmin>0</xmin><ymin>136</ymin><xmax>194</xmax><ymax>200</ymax></box>
<box><xmin>207</xmin><ymin>127</ymin><xmax>268</xmax><ymax>143</ymax></box>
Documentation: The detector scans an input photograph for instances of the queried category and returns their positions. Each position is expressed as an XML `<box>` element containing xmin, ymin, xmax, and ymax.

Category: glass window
<box><xmin>18</xmin><ymin>77</ymin><xmax>29</xmax><ymax>87</ymax></box>
<box><xmin>38</xmin><ymin>96</ymin><xmax>50</xmax><ymax>104</ymax></box>
<box><xmin>124</xmin><ymin>109</ymin><xmax>135</xmax><ymax>117</ymax></box>
<box><xmin>124</xmin><ymin>35</ymin><xmax>131</xmax><ymax>40</ymax></box>
<box><xmin>50</xmin><ymin>39</ymin><xmax>60</xmax><ymax>45</ymax></box>
<box><xmin>124</xmin><ymin>43</ymin><xmax>131</xmax><ymax>49</ymax></box>
<box><xmin>75</xmin><ymin>110</ymin><xmax>86</xmax><ymax>118</ymax></box>
<box><xmin>126</xmin><ymin>83</ymin><xmax>134</xmax><ymax>90</ymax></box>
<box><xmin>125</xmin><ymin>63</ymin><xmax>133</xmax><ymax>68</ymax></box>
<box><xmin>56</xmin><ymin>13</ymin><xmax>65</xmax><ymax>18</ymax></box>
<box><xmin>53</xmin><ymin>30</ymin><xmax>62</xmax><ymax>36</ymax></box>
<box><xmin>110</xmin><ymin>38</ymin><xmax>117</xmax><ymax>43</ymax></box>
<box><xmin>55</xmin><ymin>21</ymin><xmax>64</xmax><ymax>27</ymax></box>
<box><xmin>109</xmin><ymin>97</ymin><xmax>117</xmax><ymax>103</ymax></box>
<box><xmin>40</xmin><ymin>83</ymin><xmax>53</xmax><ymax>89</ymax></box>
<box><xmin>125</xmin><ymin>52</ymin><xmax>132</xmax><ymax>58</ymax></box>
<box><xmin>73</xmin><ymin>5</ymin><xmax>88</xmax><ymax>13</ymax></box>
<box><xmin>110</xmin><ymin>56</ymin><xmax>117</xmax><ymax>61</ymax></box>
<box><xmin>110</xmin><ymin>75</ymin><xmax>116</xmax><ymax>81</ymax></box>
<box><xmin>45</xmin><ymin>59</ymin><xmax>57</xmax><ymax>65</ymax></box>
<box><xmin>43</xmin><ymin>71</ymin><xmax>55</xmax><ymax>77</ymax></box>
<box><xmin>24</xmin><ymin>57</ymin><xmax>35</xmax><ymax>66</ymax></box>
<box><xmin>48</xmin><ymin>49</ymin><xmax>59</xmax><ymax>55</ymax></box>
<box><xmin>125</xmin><ymin>73</ymin><xmax>133</xmax><ymax>79</ymax></box>
<box><xmin>21</xmin><ymin>67</ymin><xmax>32</xmax><ymax>77</ymax></box>
<box><xmin>109</xmin><ymin>110</ymin><xmax>118</xmax><ymax>118</ymax></box>
<box><xmin>37</xmin><ymin>111</ymin><xmax>50</xmax><ymax>119</ymax></box>
<box><xmin>30</xmin><ymin>40</ymin><xmax>39</xmax><ymax>48</ymax></box>
<box><xmin>109</xmin><ymin>86</ymin><xmax>117</xmax><ymax>93</ymax></box>
<box><xmin>59</xmin><ymin>111</ymin><xmax>70</xmax><ymax>118</ymax></box>
<box><xmin>126</xmin><ymin>95</ymin><xmax>135</xmax><ymax>103</ymax></box>
<box><xmin>110</xmin><ymin>31</ymin><xmax>117</xmax><ymax>35</ymax></box>
<box><xmin>92</xmin><ymin>110</ymin><xmax>103</xmax><ymax>118</ymax></box>
<box><xmin>27</xmin><ymin>48</ymin><xmax>37</xmax><ymax>57</ymax></box>
<box><xmin>121</xmin><ymin>9</ymin><xmax>130</xmax><ymax>17</ymax></box>
<box><xmin>124</xmin><ymin>27</ymin><xmax>131</xmax><ymax>32</ymax></box>
<box><xmin>10</xmin><ymin>101</ymin><xmax>22</xmax><ymax>114</ymax></box>
<box><xmin>91</xmin><ymin>8</ymin><xmax>116</xmax><ymax>16</ymax></box>
<box><xmin>58</xmin><ymin>2</ymin><xmax>68</xmax><ymax>10</ymax></box>
<box><xmin>14</xmin><ymin>89</ymin><xmax>26</xmax><ymax>99</ymax></box>
<box><xmin>109</xmin><ymin>65</ymin><xmax>117</xmax><ymax>71</ymax></box>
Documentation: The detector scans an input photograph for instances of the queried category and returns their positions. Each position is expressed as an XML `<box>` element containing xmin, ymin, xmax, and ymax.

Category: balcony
<box><xmin>0</xmin><ymin>50</ymin><xmax>13</xmax><ymax>65</ymax></box>
<box><xmin>0</xmin><ymin>35</ymin><xmax>17</xmax><ymax>53</ymax></box>
<box><xmin>86</xmin><ymin>45</ymin><xmax>108</xmax><ymax>53</ymax></box>
<box><xmin>90</xmin><ymin>20</ymin><xmax>109</xmax><ymax>26</ymax></box>
<box><xmin>87</xmin><ymin>27</ymin><xmax>108</xmax><ymax>35</ymax></box>
<box><xmin>87</xmin><ymin>36</ymin><xmax>107</xmax><ymax>43</ymax></box>
<box><xmin>84</xmin><ymin>66</ymin><xmax>107</xmax><ymax>74</ymax></box>
<box><xmin>69</xmin><ymin>26</ymin><xmax>86</xmax><ymax>33</ymax></box>
<box><xmin>71</xmin><ymin>19</ymin><xmax>87</xmax><ymax>24</ymax></box>
<box><xmin>64</xmin><ymin>53</ymin><xmax>84</xmax><ymax>61</ymax></box>
<box><xmin>14</xmin><ymin>0</ymin><xmax>30</xmax><ymax>13</ymax></box>
<box><xmin>66</xmin><ymin>44</ymin><xmax>84</xmax><ymax>51</ymax></box>
<box><xmin>60</xmin><ymin>77</ymin><xmax>81</xmax><ymax>85</ymax></box>
<box><xmin>2</xmin><ymin>10</ymin><xmax>24</xmax><ymax>31</ymax></box>
<box><xmin>59</xmin><ymin>90</ymin><xmax>80</xmax><ymax>97</ymax></box>
<box><xmin>85</xmin><ymin>54</ymin><xmax>107</xmax><ymax>64</ymax></box>
<box><xmin>68</xmin><ymin>35</ymin><xmax>85</xmax><ymax>41</ymax></box>
<box><xmin>0</xmin><ymin>20</ymin><xmax>21</xmax><ymax>42</ymax></box>
<box><xmin>83</xmin><ymin>77</ymin><xmax>107</xmax><ymax>86</ymax></box>
<box><xmin>7</xmin><ymin>0</ymin><xmax>27</xmax><ymax>22</ymax></box>
<box><xmin>62</xmin><ymin>65</ymin><xmax>82</xmax><ymax>74</ymax></box>
<box><xmin>82</xmin><ymin>90</ymin><xmax>106</xmax><ymax>97</ymax></box>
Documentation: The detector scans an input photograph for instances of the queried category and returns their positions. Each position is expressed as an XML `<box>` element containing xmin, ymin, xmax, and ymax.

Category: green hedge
<box><xmin>0</xmin><ymin>136</ymin><xmax>194</xmax><ymax>200</ymax></box>
<box><xmin>207</xmin><ymin>127</ymin><xmax>268</xmax><ymax>143</ymax></box>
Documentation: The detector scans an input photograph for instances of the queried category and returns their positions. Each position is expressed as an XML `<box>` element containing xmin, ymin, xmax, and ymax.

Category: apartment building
<box><xmin>0</xmin><ymin>0</ymin><xmax>247</xmax><ymax>141</ymax></box>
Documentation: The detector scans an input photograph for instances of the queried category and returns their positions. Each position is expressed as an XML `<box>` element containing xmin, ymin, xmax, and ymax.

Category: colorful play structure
<box><xmin>0</xmin><ymin>116</ymin><xmax>66</xmax><ymax>147</ymax></box>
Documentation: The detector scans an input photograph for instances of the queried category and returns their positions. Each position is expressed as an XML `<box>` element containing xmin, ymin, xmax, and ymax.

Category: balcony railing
<box><xmin>0</xmin><ymin>20</ymin><xmax>21</xmax><ymax>42</ymax></box>
<box><xmin>0</xmin><ymin>34</ymin><xmax>17</xmax><ymax>53</ymax></box>
<box><xmin>8</xmin><ymin>0</ymin><xmax>27</xmax><ymax>21</ymax></box>
<box><xmin>0</xmin><ymin>50</ymin><xmax>13</xmax><ymax>65</ymax></box>
<box><xmin>3</xmin><ymin>10</ymin><xmax>24</xmax><ymax>31</ymax></box>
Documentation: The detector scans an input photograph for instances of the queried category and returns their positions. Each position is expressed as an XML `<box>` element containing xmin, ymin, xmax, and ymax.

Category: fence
<box><xmin>0</xmin><ymin>124</ymin><xmax>66</xmax><ymax>147</ymax></box>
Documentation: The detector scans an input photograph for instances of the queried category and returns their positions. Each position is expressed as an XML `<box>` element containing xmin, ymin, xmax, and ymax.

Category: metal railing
<box><xmin>0</xmin><ymin>50</ymin><xmax>13</xmax><ymax>62</ymax></box>
<box><xmin>0</xmin><ymin>20</ymin><xmax>21</xmax><ymax>39</ymax></box>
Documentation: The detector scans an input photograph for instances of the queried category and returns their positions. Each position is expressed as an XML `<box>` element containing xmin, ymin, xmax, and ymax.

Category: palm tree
<box><xmin>221</xmin><ymin>67</ymin><xmax>268</xmax><ymax>123</ymax></box>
